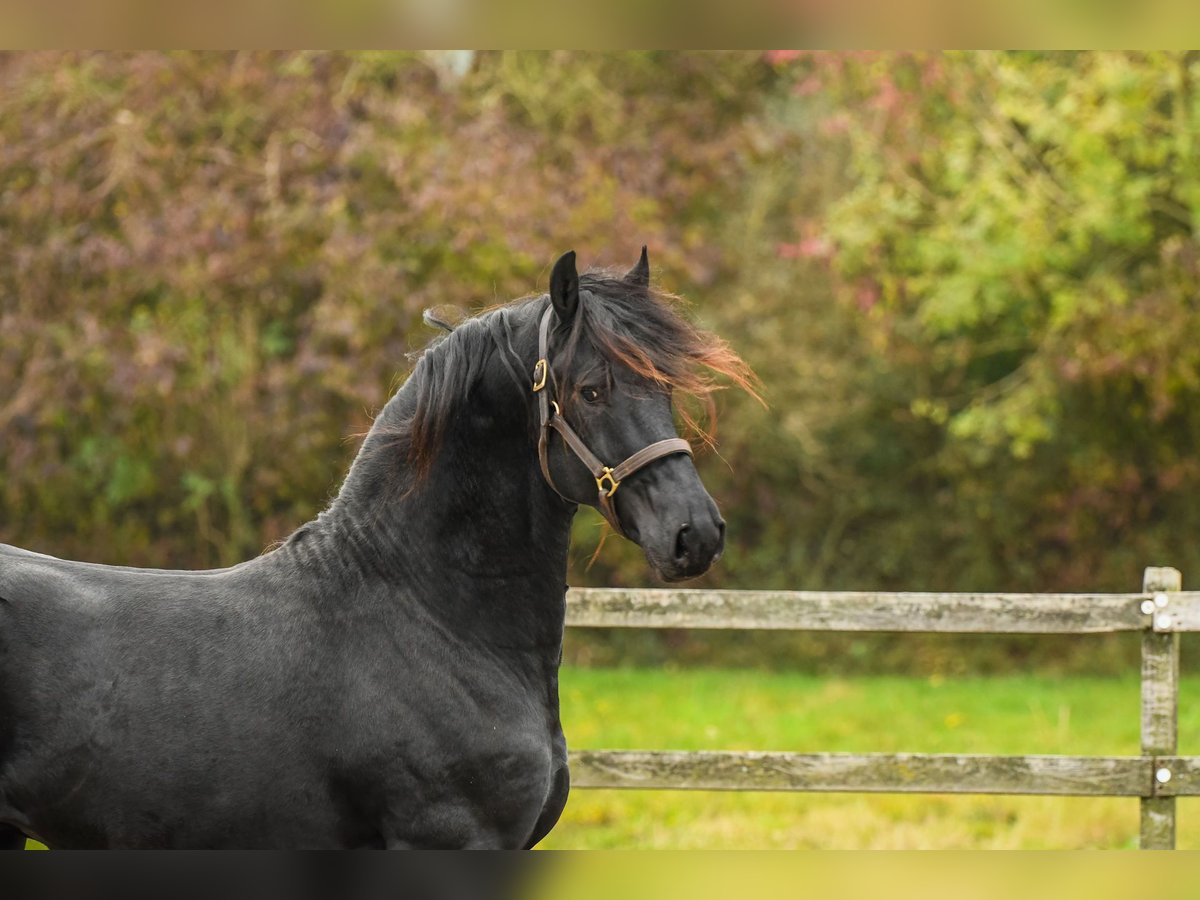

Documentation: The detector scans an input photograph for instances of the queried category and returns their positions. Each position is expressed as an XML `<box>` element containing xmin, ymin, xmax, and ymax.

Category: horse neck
<box><xmin>279</xmin><ymin>314</ymin><xmax>576</xmax><ymax>649</ymax></box>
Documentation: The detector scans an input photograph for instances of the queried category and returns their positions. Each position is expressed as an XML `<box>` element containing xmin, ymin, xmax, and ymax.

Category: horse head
<box><xmin>531</xmin><ymin>248</ymin><xmax>757</xmax><ymax>581</ymax></box>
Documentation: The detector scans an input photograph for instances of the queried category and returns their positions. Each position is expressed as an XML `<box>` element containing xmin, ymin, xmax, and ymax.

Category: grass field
<box><xmin>540</xmin><ymin>667</ymin><xmax>1200</xmax><ymax>849</ymax></box>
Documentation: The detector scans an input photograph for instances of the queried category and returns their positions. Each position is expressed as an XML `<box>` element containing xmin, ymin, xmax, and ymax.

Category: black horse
<box><xmin>0</xmin><ymin>248</ymin><xmax>753</xmax><ymax>849</ymax></box>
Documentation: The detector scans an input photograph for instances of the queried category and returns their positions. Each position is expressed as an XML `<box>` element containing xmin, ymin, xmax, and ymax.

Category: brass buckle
<box><xmin>532</xmin><ymin>359</ymin><xmax>548</xmax><ymax>392</ymax></box>
<box><xmin>596</xmin><ymin>467</ymin><xmax>620</xmax><ymax>497</ymax></box>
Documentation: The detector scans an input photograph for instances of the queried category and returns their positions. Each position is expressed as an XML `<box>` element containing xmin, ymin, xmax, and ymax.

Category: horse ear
<box><xmin>624</xmin><ymin>245</ymin><xmax>650</xmax><ymax>287</ymax></box>
<box><xmin>549</xmin><ymin>250</ymin><xmax>580</xmax><ymax>322</ymax></box>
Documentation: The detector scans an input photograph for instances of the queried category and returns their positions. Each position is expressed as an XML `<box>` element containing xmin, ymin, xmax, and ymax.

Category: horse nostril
<box><xmin>674</xmin><ymin>524</ymin><xmax>691</xmax><ymax>563</ymax></box>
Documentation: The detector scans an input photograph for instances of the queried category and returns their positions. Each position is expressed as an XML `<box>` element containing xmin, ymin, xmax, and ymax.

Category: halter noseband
<box><xmin>531</xmin><ymin>306</ymin><xmax>693</xmax><ymax>537</ymax></box>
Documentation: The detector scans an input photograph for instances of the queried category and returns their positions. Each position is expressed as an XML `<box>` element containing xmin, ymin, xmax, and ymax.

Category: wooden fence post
<box><xmin>1141</xmin><ymin>566</ymin><xmax>1181</xmax><ymax>849</ymax></box>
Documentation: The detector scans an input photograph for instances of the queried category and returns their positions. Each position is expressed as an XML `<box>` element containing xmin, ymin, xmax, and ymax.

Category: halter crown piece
<box><xmin>531</xmin><ymin>305</ymin><xmax>693</xmax><ymax>537</ymax></box>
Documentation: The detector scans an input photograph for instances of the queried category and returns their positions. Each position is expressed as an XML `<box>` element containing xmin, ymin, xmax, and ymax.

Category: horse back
<box><xmin>0</xmin><ymin>545</ymin><xmax>343</xmax><ymax>846</ymax></box>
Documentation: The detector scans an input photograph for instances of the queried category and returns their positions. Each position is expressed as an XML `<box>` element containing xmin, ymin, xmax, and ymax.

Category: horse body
<box><xmin>0</xmin><ymin>249</ymin><xmax>746</xmax><ymax>848</ymax></box>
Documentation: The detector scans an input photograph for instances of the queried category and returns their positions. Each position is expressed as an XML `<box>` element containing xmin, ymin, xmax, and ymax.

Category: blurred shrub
<box><xmin>771</xmin><ymin>51</ymin><xmax>1200</xmax><ymax>594</ymax></box>
<box><xmin>0</xmin><ymin>51</ymin><xmax>768</xmax><ymax>568</ymax></box>
<box><xmin>3</xmin><ymin>52</ymin><xmax>1198</xmax><ymax>674</ymax></box>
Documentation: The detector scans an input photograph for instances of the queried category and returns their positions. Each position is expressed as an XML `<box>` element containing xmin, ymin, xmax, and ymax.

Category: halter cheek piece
<box><xmin>531</xmin><ymin>306</ymin><xmax>692</xmax><ymax>537</ymax></box>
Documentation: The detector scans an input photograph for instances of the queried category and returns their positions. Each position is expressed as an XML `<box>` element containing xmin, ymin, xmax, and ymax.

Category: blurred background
<box><xmin>5</xmin><ymin>50</ymin><xmax>1200</xmax><ymax>673</ymax></box>
<box><xmin>5</xmin><ymin>49</ymin><xmax>1200</xmax><ymax>848</ymax></box>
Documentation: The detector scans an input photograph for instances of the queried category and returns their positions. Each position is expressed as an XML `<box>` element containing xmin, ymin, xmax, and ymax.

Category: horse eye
<box><xmin>580</xmin><ymin>387</ymin><xmax>601</xmax><ymax>403</ymax></box>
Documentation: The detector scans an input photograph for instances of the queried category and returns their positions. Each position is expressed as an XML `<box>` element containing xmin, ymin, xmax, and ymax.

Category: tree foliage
<box><xmin>0</xmin><ymin>51</ymin><xmax>768</xmax><ymax>569</ymax></box>
<box><xmin>3</xmin><ymin>52</ymin><xmax>1198</xmax><ymax>672</ymax></box>
<box><xmin>772</xmin><ymin>51</ymin><xmax>1200</xmax><ymax>592</ymax></box>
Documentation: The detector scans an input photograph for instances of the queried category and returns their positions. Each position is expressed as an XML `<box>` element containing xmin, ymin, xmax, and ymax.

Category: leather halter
<box><xmin>531</xmin><ymin>306</ymin><xmax>692</xmax><ymax>537</ymax></box>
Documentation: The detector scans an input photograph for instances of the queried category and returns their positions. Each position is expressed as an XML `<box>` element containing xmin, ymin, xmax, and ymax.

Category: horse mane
<box><xmin>393</xmin><ymin>270</ymin><xmax>760</xmax><ymax>483</ymax></box>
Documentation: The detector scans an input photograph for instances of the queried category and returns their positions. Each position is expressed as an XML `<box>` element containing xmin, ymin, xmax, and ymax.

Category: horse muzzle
<box><xmin>658</xmin><ymin>510</ymin><xmax>726</xmax><ymax>581</ymax></box>
<box><xmin>617</xmin><ymin>461</ymin><xmax>726</xmax><ymax>581</ymax></box>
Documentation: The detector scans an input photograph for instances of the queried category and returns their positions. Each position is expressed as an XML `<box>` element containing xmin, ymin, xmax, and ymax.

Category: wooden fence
<box><xmin>563</xmin><ymin>566</ymin><xmax>1191</xmax><ymax>849</ymax></box>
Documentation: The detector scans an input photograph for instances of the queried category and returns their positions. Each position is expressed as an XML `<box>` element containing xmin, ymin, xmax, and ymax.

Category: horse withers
<box><xmin>0</xmin><ymin>248</ymin><xmax>755</xmax><ymax>849</ymax></box>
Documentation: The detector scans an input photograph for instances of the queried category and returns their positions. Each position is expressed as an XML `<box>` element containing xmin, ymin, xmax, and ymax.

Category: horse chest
<box><xmin>330</xmin><ymin>651</ymin><xmax>566</xmax><ymax>848</ymax></box>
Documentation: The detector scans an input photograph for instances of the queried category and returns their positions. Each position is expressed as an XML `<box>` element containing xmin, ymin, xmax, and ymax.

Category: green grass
<box><xmin>539</xmin><ymin>667</ymin><xmax>1200</xmax><ymax>849</ymax></box>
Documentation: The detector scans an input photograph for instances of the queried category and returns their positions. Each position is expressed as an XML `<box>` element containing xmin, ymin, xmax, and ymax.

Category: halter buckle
<box><xmin>532</xmin><ymin>359</ymin><xmax>548</xmax><ymax>393</ymax></box>
<box><xmin>596</xmin><ymin>467</ymin><xmax>620</xmax><ymax>498</ymax></box>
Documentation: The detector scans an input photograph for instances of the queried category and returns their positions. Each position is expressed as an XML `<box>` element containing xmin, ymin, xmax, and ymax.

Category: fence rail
<box><xmin>564</xmin><ymin>566</ymin><xmax>1189</xmax><ymax>849</ymax></box>
<box><xmin>566</xmin><ymin>587</ymin><xmax>1200</xmax><ymax>633</ymax></box>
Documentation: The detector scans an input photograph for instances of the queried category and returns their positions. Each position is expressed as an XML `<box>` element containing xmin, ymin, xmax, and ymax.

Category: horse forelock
<box><xmin>565</xmin><ymin>271</ymin><xmax>761</xmax><ymax>448</ymax></box>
